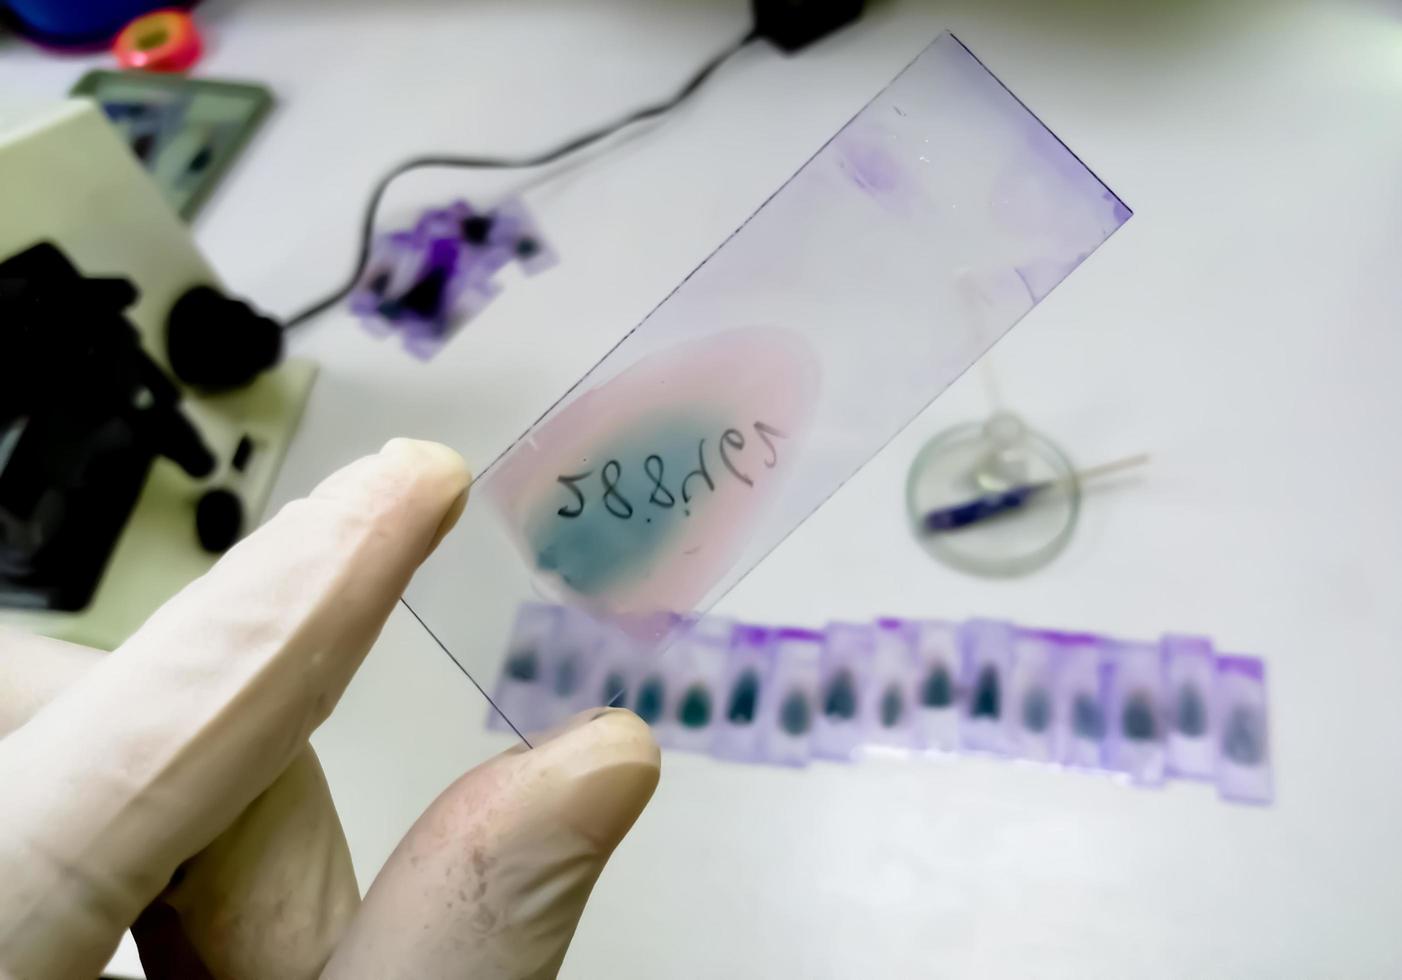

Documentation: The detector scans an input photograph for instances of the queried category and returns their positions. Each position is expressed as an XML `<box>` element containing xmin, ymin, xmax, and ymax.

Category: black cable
<box><xmin>284</xmin><ymin>28</ymin><xmax>760</xmax><ymax>331</ymax></box>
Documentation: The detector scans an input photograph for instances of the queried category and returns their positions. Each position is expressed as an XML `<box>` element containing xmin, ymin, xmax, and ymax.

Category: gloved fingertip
<box><xmin>377</xmin><ymin>441</ymin><xmax>472</xmax><ymax>551</ymax></box>
<box><xmin>380</xmin><ymin>438</ymin><xmax>471</xmax><ymax>483</ymax></box>
<box><xmin>527</xmin><ymin>705</ymin><xmax>624</xmax><ymax>745</ymax></box>
<box><xmin>530</xmin><ymin>708</ymin><xmax>660</xmax><ymax>850</ymax></box>
<box><xmin>428</xmin><ymin>484</ymin><xmax>471</xmax><ymax>554</ymax></box>
<box><xmin>321</xmin><ymin>709</ymin><xmax>659</xmax><ymax>979</ymax></box>
<box><xmin>306</xmin><ymin>439</ymin><xmax>470</xmax><ymax>524</ymax></box>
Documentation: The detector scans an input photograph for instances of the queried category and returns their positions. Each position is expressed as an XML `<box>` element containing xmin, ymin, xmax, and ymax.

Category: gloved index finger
<box><xmin>0</xmin><ymin>438</ymin><xmax>469</xmax><ymax>980</ymax></box>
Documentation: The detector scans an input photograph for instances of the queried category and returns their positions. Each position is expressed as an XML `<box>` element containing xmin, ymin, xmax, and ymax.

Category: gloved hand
<box><xmin>0</xmin><ymin>439</ymin><xmax>660</xmax><ymax>980</ymax></box>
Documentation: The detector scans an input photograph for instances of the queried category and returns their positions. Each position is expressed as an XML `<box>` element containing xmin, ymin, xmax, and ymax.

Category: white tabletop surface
<box><xmin>4</xmin><ymin>0</ymin><xmax>1402</xmax><ymax>976</ymax></box>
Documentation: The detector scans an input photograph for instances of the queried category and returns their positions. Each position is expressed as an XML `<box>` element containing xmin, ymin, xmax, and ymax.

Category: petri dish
<box><xmin>905</xmin><ymin>413</ymin><xmax>1079</xmax><ymax>577</ymax></box>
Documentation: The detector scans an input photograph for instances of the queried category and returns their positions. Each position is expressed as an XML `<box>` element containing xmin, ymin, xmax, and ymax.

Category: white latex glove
<box><xmin>0</xmin><ymin>439</ymin><xmax>660</xmax><ymax>980</ymax></box>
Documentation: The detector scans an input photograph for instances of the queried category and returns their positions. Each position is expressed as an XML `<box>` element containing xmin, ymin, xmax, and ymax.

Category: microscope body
<box><xmin>0</xmin><ymin>242</ymin><xmax>218</xmax><ymax>609</ymax></box>
<box><xmin>0</xmin><ymin>100</ymin><xmax>314</xmax><ymax>647</ymax></box>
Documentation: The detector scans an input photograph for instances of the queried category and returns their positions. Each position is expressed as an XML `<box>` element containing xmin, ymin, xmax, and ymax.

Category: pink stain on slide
<box><xmin>486</xmin><ymin>327</ymin><xmax>821</xmax><ymax>624</ymax></box>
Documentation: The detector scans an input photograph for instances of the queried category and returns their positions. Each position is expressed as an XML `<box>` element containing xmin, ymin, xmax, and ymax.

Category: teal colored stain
<box><xmin>727</xmin><ymin>670</ymin><xmax>761</xmax><ymax>724</ymax></box>
<box><xmin>971</xmin><ymin>666</ymin><xmax>1001</xmax><ymax>720</ymax></box>
<box><xmin>525</xmin><ymin>412</ymin><xmax>727</xmax><ymax>597</ymax></box>
<box><xmin>635</xmin><ymin>676</ymin><xmax>665</xmax><ymax>724</ymax></box>
<box><xmin>879</xmin><ymin>684</ymin><xmax>904</xmax><ymax>727</ymax></box>
<box><xmin>920</xmin><ymin>665</ymin><xmax>952</xmax><ymax>708</ymax></box>
<box><xmin>553</xmin><ymin>657</ymin><xmax>579</xmax><ymax>698</ymax></box>
<box><xmin>1222</xmin><ymin>706</ymin><xmax>1264</xmax><ymax>765</ymax></box>
<box><xmin>823</xmin><ymin>670</ymin><xmax>858</xmax><ymax>720</ymax></box>
<box><xmin>678</xmin><ymin>685</ymin><xmax>712</xmax><ymax>728</ymax></box>
<box><xmin>1122</xmin><ymin>694</ymin><xmax>1157</xmax><ymax>741</ymax></box>
<box><xmin>505</xmin><ymin>649</ymin><xmax>538</xmax><ymax>682</ymax></box>
<box><xmin>780</xmin><ymin>690</ymin><xmax>812</xmax><ymax>735</ymax></box>
<box><xmin>601</xmin><ymin>671</ymin><xmax>628</xmax><ymax>707</ymax></box>
<box><xmin>1176</xmin><ymin>685</ymin><xmax>1207</xmax><ymax>737</ymax></box>
<box><xmin>1072</xmin><ymin>694</ymin><xmax>1105</xmax><ymax>740</ymax></box>
<box><xmin>1021</xmin><ymin>687</ymin><xmax>1051</xmax><ymax>733</ymax></box>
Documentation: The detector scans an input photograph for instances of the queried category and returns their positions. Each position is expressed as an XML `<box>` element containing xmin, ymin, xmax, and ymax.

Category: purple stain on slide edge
<box><xmin>839</xmin><ymin>139</ymin><xmax>904</xmax><ymax>196</ymax></box>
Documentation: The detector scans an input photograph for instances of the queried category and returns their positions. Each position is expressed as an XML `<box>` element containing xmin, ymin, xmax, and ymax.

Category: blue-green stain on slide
<box><xmin>525</xmin><ymin>412</ymin><xmax>725</xmax><ymax>597</ymax></box>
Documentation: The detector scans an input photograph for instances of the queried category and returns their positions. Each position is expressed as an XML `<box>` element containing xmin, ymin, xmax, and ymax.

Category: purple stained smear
<box><xmin>348</xmin><ymin>197</ymin><xmax>556</xmax><ymax>358</ymax></box>
<box><xmin>495</xmin><ymin>605</ymin><xmax>1270</xmax><ymax>804</ymax></box>
<box><xmin>837</xmin><ymin>129</ymin><xmax>905</xmax><ymax>196</ymax></box>
<box><xmin>1219</xmin><ymin>655</ymin><xmax>1265</xmax><ymax>681</ymax></box>
<box><xmin>1017</xmin><ymin>627</ymin><xmax>1104</xmax><ymax>645</ymax></box>
<box><xmin>830</xmin><ymin>119</ymin><xmax>930</xmax><ymax>216</ymax></box>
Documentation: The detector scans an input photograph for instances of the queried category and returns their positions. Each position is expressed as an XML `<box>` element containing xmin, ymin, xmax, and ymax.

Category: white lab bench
<box><xmin>2</xmin><ymin>0</ymin><xmax>1399</xmax><ymax>975</ymax></box>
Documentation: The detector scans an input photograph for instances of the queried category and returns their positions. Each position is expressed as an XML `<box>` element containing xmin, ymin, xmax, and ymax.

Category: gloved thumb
<box><xmin>322</xmin><ymin>708</ymin><xmax>658</xmax><ymax>979</ymax></box>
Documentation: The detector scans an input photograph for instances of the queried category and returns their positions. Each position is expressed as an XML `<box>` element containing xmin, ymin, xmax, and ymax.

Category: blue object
<box><xmin>922</xmin><ymin>484</ymin><xmax>1041</xmax><ymax>531</ymax></box>
<box><xmin>920</xmin><ymin>453</ymin><xmax>1149</xmax><ymax>534</ymax></box>
<box><xmin>0</xmin><ymin>0</ymin><xmax>191</xmax><ymax>49</ymax></box>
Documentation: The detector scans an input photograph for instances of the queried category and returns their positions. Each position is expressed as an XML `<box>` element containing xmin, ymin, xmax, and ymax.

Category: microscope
<box><xmin>0</xmin><ymin>100</ymin><xmax>314</xmax><ymax>643</ymax></box>
<box><xmin>0</xmin><ymin>241</ymin><xmax>285</xmax><ymax>611</ymax></box>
